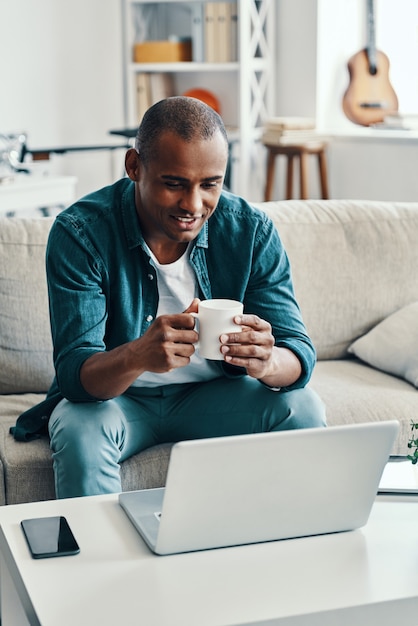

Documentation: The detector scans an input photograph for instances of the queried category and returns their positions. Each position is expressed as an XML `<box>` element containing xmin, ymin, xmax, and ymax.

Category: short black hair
<box><xmin>135</xmin><ymin>96</ymin><xmax>229</xmax><ymax>164</ymax></box>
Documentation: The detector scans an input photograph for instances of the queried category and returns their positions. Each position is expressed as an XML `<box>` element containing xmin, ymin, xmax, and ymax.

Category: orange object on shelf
<box><xmin>182</xmin><ymin>88</ymin><xmax>221</xmax><ymax>114</ymax></box>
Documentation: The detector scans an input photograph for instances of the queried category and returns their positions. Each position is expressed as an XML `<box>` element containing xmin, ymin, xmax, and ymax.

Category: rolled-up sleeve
<box><xmin>46</xmin><ymin>218</ymin><xmax>108</xmax><ymax>401</ymax></box>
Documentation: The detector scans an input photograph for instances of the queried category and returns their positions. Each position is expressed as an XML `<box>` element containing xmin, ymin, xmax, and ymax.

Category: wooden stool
<box><xmin>263</xmin><ymin>141</ymin><xmax>330</xmax><ymax>202</ymax></box>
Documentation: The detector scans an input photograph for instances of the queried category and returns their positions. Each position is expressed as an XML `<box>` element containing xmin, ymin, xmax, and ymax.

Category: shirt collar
<box><xmin>120</xmin><ymin>180</ymin><xmax>146</xmax><ymax>250</ymax></box>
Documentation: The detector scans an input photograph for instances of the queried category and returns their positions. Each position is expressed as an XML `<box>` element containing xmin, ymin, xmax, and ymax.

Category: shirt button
<box><xmin>147</xmin><ymin>274</ymin><xmax>154</xmax><ymax>280</ymax></box>
<box><xmin>146</xmin><ymin>315</ymin><xmax>153</xmax><ymax>322</ymax></box>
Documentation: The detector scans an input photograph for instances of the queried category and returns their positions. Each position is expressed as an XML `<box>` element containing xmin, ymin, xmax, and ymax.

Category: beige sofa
<box><xmin>1</xmin><ymin>198</ymin><xmax>417</xmax><ymax>505</ymax></box>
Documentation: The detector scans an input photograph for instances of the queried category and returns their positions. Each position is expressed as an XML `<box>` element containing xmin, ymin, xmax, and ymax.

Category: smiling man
<box><xmin>12</xmin><ymin>97</ymin><xmax>326</xmax><ymax>498</ymax></box>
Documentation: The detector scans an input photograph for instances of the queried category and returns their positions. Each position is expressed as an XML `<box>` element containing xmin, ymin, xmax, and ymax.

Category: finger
<box><xmin>221</xmin><ymin>342</ymin><xmax>263</xmax><ymax>359</ymax></box>
<box><xmin>220</xmin><ymin>329</ymin><xmax>273</xmax><ymax>347</ymax></box>
<box><xmin>172</xmin><ymin>342</ymin><xmax>196</xmax><ymax>358</ymax></box>
<box><xmin>166</xmin><ymin>313</ymin><xmax>198</xmax><ymax>330</ymax></box>
<box><xmin>235</xmin><ymin>314</ymin><xmax>271</xmax><ymax>331</ymax></box>
<box><xmin>143</xmin><ymin>339</ymin><xmax>196</xmax><ymax>373</ymax></box>
<box><xmin>223</xmin><ymin>353</ymin><xmax>268</xmax><ymax>378</ymax></box>
<box><xmin>152</xmin><ymin>319</ymin><xmax>198</xmax><ymax>345</ymax></box>
<box><xmin>169</xmin><ymin>328</ymin><xmax>199</xmax><ymax>344</ymax></box>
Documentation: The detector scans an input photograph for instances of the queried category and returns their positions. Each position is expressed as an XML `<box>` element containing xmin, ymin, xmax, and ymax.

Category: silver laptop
<box><xmin>119</xmin><ymin>421</ymin><xmax>398</xmax><ymax>555</ymax></box>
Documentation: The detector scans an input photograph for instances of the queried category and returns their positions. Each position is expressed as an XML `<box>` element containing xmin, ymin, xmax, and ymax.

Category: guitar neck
<box><xmin>366</xmin><ymin>0</ymin><xmax>377</xmax><ymax>74</ymax></box>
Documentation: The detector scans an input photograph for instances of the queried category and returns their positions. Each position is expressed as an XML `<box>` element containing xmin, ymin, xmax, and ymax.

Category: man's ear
<box><xmin>125</xmin><ymin>148</ymin><xmax>140</xmax><ymax>181</ymax></box>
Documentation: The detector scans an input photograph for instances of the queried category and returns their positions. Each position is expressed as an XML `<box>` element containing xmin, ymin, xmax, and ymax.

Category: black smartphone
<box><xmin>21</xmin><ymin>516</ymin><xmax>80</xmax><ymax>559</ymax></box>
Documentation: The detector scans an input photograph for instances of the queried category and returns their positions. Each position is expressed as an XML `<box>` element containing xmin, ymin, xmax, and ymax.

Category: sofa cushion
<box><xmin>0</xmin><ymin>393</ymin><xmax>172</xmax><ymax>504</ymax></box>
<box><xmin>0</xmin><ymin>217</ymin><xmax>55</xmax><ymax>393</ymax></box>
<box><xmin>257</xmin><ymin>200</ymin><xmax>418</xmax><ymax>359</ymax></box>
<box><xmin>348</xmin><ymin>301</ymin><xmax>418</xmax><ymax>388</ymax></box>
<box><xmin>310</xmin><ymin>359</ymin><xmax>417</xmax><ymax>455</ymax></box>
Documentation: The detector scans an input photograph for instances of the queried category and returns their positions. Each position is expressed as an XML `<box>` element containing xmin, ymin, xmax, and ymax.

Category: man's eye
<box><xmin>166</xmin><ymin>181</ymin><xmax>182</xmax><ymax>189</ymax></box>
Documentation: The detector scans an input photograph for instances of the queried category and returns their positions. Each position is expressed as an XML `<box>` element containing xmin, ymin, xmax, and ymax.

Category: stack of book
<box><xmin>203</xmin><ymin>2</ymin><xmax>238</xmax><ymax>63</ymax></box>
<box><xmin>261</xmin><ymin>117</ymin><xmax>329</xmax><ymax>146</ymax></box>
<box><xmin>373</xmin><ymin>112</ymin><xmax>418</xmax><ymax>130</ymax></box>
<box><xmin>135</xmin><ymin>73</ymin><xmax>174</xmax><ymax>123</ymax></box>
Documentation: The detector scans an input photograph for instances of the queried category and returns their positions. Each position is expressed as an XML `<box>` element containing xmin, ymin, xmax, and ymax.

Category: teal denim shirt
<box><xmin>11</xmin><ymin>178</ymin><xmax>315</xmax><ymax>440</ymax></box>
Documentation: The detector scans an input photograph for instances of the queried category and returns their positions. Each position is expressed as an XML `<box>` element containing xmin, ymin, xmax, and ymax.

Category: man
<box><xmin>12</xmin><ymin>97</ymin><xmax>326</xmax><ymax>498</ymax></box>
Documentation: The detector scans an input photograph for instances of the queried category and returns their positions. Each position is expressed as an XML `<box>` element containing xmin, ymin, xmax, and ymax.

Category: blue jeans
<box><xmin>48</xmin><ymin>377</ymin><xmax>326</xmax><ymax>498</ymax></box>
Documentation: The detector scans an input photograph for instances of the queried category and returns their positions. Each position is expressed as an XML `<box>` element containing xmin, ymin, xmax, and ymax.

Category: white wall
<box><xmin>275</xmin><ymin>0</ymin><xmax>317</xmax><ymax>118</ymax></box>
<box><xmin>0</xmin><ymin>0</ymin><xmax>125</xmax><ymax>198</ymax></box>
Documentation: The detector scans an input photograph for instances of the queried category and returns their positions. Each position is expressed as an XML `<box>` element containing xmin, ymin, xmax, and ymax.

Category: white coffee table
<box><xmin>0</xmin><ymin>493</ymin><xmax>418</xmax><ymax>626</ymax></box>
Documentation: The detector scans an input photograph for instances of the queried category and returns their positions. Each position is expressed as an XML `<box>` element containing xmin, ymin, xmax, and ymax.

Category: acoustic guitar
<box><xmin>342</xmin><ymin>0</ymin><xmax>398</xmax><ymax>126</ymax></box>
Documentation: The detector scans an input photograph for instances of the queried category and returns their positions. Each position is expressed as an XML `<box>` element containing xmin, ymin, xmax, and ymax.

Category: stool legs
<box><xmin>299</xmin><ymin>152</ymin><xmax>309</xmax><ymax>200</ymax></box>
<box><xmin>263</xmin><ymin>144</ymin><xmax>330</xmax><ymax>201</ymax></box>
<box><xmin>318</xmin><ymin>150</ymin><xmax>329</xmax><ymax>199</ymax></box>
<box><xmin>264</xmin><ymin>150</ymin><xmax>276</xmax><ymax>202</ymax></box>
<box><xmin>286</xmin><ymin>154</ymin><xmax>294</xmax><ymax>200</ymax></box>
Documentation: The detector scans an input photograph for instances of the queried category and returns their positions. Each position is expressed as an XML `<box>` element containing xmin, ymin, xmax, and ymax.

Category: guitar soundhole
<box><xmin>360</xmin><ymin>102</ymin><xmax>385</xmax><ymax>109</ymax></box>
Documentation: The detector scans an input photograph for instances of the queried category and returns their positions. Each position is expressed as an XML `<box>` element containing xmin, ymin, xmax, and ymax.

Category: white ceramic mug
<box><xmin>192</xmin><ymin>299</ymin><xmax>244</xmax><ymax>360</ymax></box>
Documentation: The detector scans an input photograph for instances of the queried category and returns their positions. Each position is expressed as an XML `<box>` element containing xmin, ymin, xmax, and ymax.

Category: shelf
<box><xmin>121</xmin><ymin>0</ymin><xmax>275</xmax><ymax>199</ymax></box>
<box><xmin>127</xmin><ymin>0</ymin><xmax>196</xmax><ymax>4</ymax></box>
<box><xmin>129</xmin><ymin>62</ymin><xmax>239</xmax><ymax>73</ymax></box>
<box><xmin>322</xmin><ymin>128</ymin><xmax>418</xmax><ymax>142</ymax></box>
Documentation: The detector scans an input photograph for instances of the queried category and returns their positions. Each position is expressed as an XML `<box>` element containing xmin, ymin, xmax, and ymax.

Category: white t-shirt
<box><xmin>132</xmin><ymin>245</ymin><xmax>220</xmax><ymax>387</ymax></box>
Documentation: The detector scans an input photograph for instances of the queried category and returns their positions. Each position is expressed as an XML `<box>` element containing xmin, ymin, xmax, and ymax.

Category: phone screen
<box><xmin>21</xmin><ymin>516</ymin><xmax>80</xmax><ymax>559</ymax></box>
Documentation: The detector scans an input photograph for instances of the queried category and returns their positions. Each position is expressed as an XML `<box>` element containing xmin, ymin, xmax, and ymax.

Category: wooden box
<box><xmin>133</xmin><ymin>40</ymin><xmax>192</xmax><ymax>63</ymax></box>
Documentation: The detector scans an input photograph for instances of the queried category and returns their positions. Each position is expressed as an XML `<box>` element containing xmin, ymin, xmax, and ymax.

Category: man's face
<box><xmin>128</xmin><ymin>130</ymin><xmax>228</xmax><ymax>254</ymax></box>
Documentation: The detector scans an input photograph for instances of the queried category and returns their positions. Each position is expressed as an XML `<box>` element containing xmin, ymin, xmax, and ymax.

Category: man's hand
<box><xmin>135</xmin><ymin>299</ymin><xmax>199</xmax><ymax>374</ymax></box>
<box><xmin>80</xmin><ymin>299</ymin><xmax>200</xmax><ymax>399</ymax></box>
<box><xmin>219</xmin><ymin>314</ymin><xmax>302</xmax><ymax>388</ymax></box>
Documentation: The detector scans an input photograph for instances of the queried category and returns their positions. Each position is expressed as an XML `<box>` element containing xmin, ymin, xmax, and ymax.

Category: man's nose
<box><xmin>179</xmin><ymin>187</ymin><xmax>204</xmax><ymax>213</ymax></box>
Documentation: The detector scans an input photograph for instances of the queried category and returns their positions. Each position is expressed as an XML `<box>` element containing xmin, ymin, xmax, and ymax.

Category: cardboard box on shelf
<box><xmin>133</xmin><ymin>39</ymin><xmax>192</xmax><ymax>63</ymax></box>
